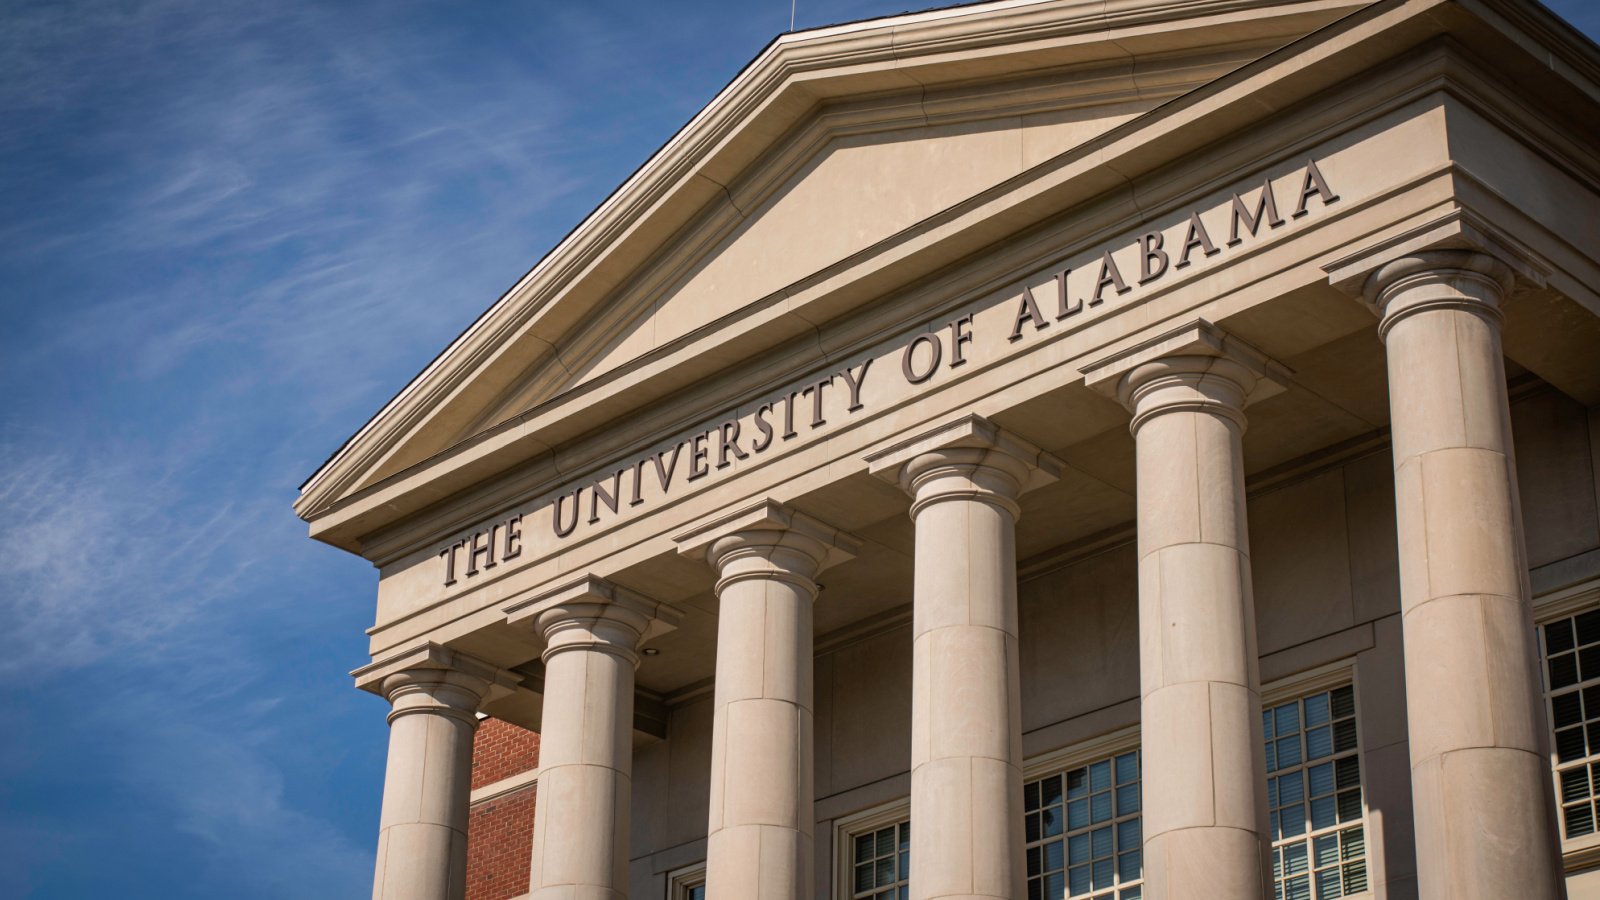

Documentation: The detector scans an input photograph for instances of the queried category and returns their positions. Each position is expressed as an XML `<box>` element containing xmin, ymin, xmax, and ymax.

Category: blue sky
<box><xmin>1</xmin><ymin>1</ymin><xmax>1596</xmax><ymax>897</ymax></box>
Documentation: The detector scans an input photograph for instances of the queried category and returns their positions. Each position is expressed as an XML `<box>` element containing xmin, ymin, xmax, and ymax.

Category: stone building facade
<box><xmin>295</xmin><ymin>1</ymin><xmax>1600</xmax><ymax>899</ymax></box>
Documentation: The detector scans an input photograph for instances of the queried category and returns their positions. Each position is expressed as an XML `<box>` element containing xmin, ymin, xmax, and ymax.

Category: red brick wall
<box><xmin>471</xmin><ymin>717</ymin><xmax>540</xmax><ymax>789</ymax></box>
<box><xmin>467</xmin><ymin>784</ymin><xmax>537</xmax><ymax>900</ymax></box>
<box><xmin>467</xmin><ymin>718</ymin><xmax>540</xmax><ymax>900</ymax></box>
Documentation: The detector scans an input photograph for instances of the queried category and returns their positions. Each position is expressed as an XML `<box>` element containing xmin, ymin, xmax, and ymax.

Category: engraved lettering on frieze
<box><xmin>437</xmin><ymin>160</ymin><xmax>1338</xmax><ymax>586</ymax></box>
<box><xmin>439</xmin><ymin>514</ymin><xmax>522</xmax><ymax>587</ymax></box>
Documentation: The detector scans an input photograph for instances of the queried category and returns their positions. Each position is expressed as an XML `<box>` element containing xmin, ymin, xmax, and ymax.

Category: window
<box><xmin>849</xmin><ymin>820</ymin><xmax>909</xmax><ymax>900</ymax></box>
<box><xmin>1264</xmin><ymin>684</ymin><xmax>1367</xmax><ymax>900</ymax></box>
<box><xmin>1541</xmin><ymin>606</ymin><xmax>1600</xmax><ymax>840</ymax></box>
<box><xmin>1024</xmin><ymin>749</ymin><xmax>1142</xmax><ymax>900</ymax></box>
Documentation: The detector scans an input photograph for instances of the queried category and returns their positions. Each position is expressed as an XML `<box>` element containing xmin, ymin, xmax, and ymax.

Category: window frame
<box><xmin>666</xmin><ymin>861</ymin><xmax>705</xmax><ymax>900</ymax></box>
<box><xmin>1260</xmin><ymin>660</ymin><xmax>1371</xmax><ymax>900</ymax></box>
<box><xmin>833</xmin><ymin>797</ymin><xmax>911</xmax><ymax>900</ymax></box>
<box><xmin>1020</xmin><ymin>724</ymin><xmax>1143</xmax><ymax>900</ymax></box>
<box><xmin>1533</xmin><ymin>579</ymin><xmax>1600</xmax><ymax>873</ymax></box>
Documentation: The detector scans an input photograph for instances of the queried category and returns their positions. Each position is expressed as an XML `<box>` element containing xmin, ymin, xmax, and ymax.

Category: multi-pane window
<box><xmin>1024</xmin><ymin>750</ymin><xmax>1142</xmax><ymax>900</ymax></box>
<box><xmin>851</xmin><ymin>820</ymin><xmax>909</xmax><ymax>900</ymax></box>
<box><xmin>1264</xmin><ymin>685</ymin><xmax>1367</xmax><ymax>900</ymax></box>
<box><xmin>1541</xmin><ymin>607</ymin><xmax>1600</xmax><ymax>839</ymax></box>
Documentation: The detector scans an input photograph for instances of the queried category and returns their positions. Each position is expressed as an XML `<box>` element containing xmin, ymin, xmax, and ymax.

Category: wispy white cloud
<box><xmin>0</xmin><ymin>434</ymin><xmax>269</xmax><ymax>676</ymax></box>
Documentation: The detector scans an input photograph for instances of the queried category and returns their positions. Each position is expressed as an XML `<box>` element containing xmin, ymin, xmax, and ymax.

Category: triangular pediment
<box><xmin>296</xmin><ymin>0</ymin><xmax>1368</xmax><ymax>527</ymax></box>
<box><xmin>297</xmin><ymin>0</ymin><xmax>1600</xmax><ymax>550</ymax></box>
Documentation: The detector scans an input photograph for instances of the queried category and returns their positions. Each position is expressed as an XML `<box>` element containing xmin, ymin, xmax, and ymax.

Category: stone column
<box><xmin>355</xmin><ymin>644</ymin><xmax>517</xmax><ymax>900</ymax></box>
<box><xmin>1359</xmin><ymin>249</ymin><xmax>1561</xmax><ymax>900</ymax></box>
<box><xmin>1083</xmin><ymin>321</ymin><xmax>1289</xmax><ymax>900</ymax></box>
<box><xmin>866</xmin><ymin>415</ymin><xmax>1061</xmax><ymax>900</ymax></box>
<box><xmin>676</xmin><ymin>501</ymin><xmax>860</xmax><ymax>900</ymax></box>
<box><xmin>505</xmin><ymin>576</ymin><xmax>682</xmax><ymax>900</ymax></box>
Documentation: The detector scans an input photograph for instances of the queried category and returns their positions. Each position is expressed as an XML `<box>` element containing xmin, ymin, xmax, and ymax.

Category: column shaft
<box><xmin>1131</xmin><ymin>368</ymin><xmax>1269</xmax><ymax>900</ymax></box>
<box><xmin>1370</xmin><ymin>251</ymin><xmax>1560</xmax><ymax>900</ymax></box>
<box><xmin>510</xmin><ymin>578</ymin><xmax>681</xmax><ymax>900</ymax></box>
<box><xmin>868</xmin><ymin>416</ymin><xmax>1059</xmax><ymax>900</ymax></box>
<box><xmin>706</xmin><ymin>552</ymin><xmax>816</xmax><ymax>899</ymax></box>
<box><xmin>677</xmin><ymin>501</ymin><xmax>857</xmax><ymax>900</ymax></box>
<box><xmin>529</xmin><ymin>640</ymin><xmax>635</xmax><ymax>900</ymax></box>
<box><xmin>372</xmin><ymin>669</ymin><xmax>493</xmax><ymax>900</ymax></box>
<box><xmin>909</xmin><ymin>457</ymin><xmax>1026</xmax><ymax>900</ymax></box>
<box><xmin>1083</xmin><ymin>324</ymin><xmax>1287</xmax><ymax>900</ymax></box>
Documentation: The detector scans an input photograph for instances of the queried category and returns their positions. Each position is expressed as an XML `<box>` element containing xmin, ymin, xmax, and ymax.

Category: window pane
<box><xmin>1116</xmin><ymin>784</ymin><xmax>1140</xmax><ymax>816</ymax></box>
<box><xmin>1551</xmin><ymin>653</ymin><xmax>1580</xmax><ymax>689</ymax></box>
<box><xmin>876</xmin><ymin>858</ymin><xmax>894</xmax><ymax>887</ymax></box>
<box><xmin>1562</xmin><ymin>768</ymin><xmax>1591</xmax><ymax>804</ymax></box>
<box><xmin>1304</xmin><ymin>694</ymin><xmax>1331</xmax><ymax>728</ymax></box>
<box><xmin>1306</xmin><ymin>727</ymin><xmax>1333</xmax><ymax>761</ymax></box>
<box><xmin>1042</xmin><ymin>775</ymin><xmax>1063</xmax><ymax>808</ymax></box>
<box><xmin>1330</xmin><ymin>686</ymin><xmax>1355</xmax><ymax>719</ymax></box>
<box><xmin>1313</xmin><ymin>834</ymin><xmax>1339</xmax><ymax>868</ymax></box>
<box><xmin>1307</xmin><ymin>763</ymin><xmax>1335</xmax><ymax>798</ymax></box>
<box><xmin>1118</xmin><ymin>850</ymin><xmax>1141</xmax><ymax>883</ymax></box>
<box><xmin>1275</xmin><ymin>703</ymin><xmax>1300</xmax><ymax>736</ymax></box>
<box><xmin>1341</xmin><ymin>861</ymin><xmax>1367</xmax><ymax>893</ymax></box>
<box><xmin>1565</xmin><ymin>803</ymin><xmax>1595</xmax><ymax>838</ymax></box>
<box><xmin>1549</xmin><ymin>619</ymin><xmax>1577</xmax><ymax>654</ymax></box>
<box><xmin>1557</xmin><ymin>726</ymin><xmax>1586</xmax><ymax>762</ymax></box>
<box><xmin>1277</xmin><ymin>737</ymin><xmax>1302</xmax><ymax>770</ymax></box>
<box><xmin>1332</xmin><ymin>721</ymin><xmax>1357</xmax><ymax>754</ymax></box>
<box><xmin>1115</xmin><ymin>752</ymin><xmax>1139</xmax><ymax>786</ymax></box>
<box><xmin>1582</xmin><ymin>645</ymin><xmax>1600</xmax><ymax>682</ymax></box>
<box><xmin>1091</xmin><ymin>792</ymin><xmax>1112</xmax><ymax>824</ymax></box>
<box><xmin>1339</xmin><ymin>827</ymin><xmax>1364</xmax><ymax>861</ymax></box>
<box><xmin>1310</xmin><ymin>796</ymin><xmax>1336</xmax><ymax>830</ymax></box>
<box><xmin>1117</xmin><ymin>818</ymin><xmax>1141</xmax><ymax>850</ymax></box>
<box><xmin>1577</xmin><ymin>609</ymin><xmax>1600</xmax><ymax>646</ymax></box>
<box><xmin>1090</xmin><ymin>761</ymin><xmax>1112</xmax><ymax>792</ymax></box>
<box><xmin>1044</xmin><ymin>839</ymin><xmax>1063</xmax><ymax>872</ymax></box>
<box><xmin>1283</xmin><ymin>841</ymin><xmax>1308</xmax><ymax>876</ymax></box>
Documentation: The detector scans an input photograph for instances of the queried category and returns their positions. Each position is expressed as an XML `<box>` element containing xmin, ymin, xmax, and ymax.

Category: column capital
<box><xmin>351</xmin><ymin>642</ymin><xmax>521</xmax><ymax>724</ymax></box>
<box><xmin>504</xmin><ymin>574</ymin><xmax>683</xmax><ymax>666</ymax></box>
<box><xmin>865</xmin><ymin>413</ymin><xmax>1061</xmax><ymax>520</ymax></box>
<box><xmin>675</xmin><ymin>499</ymin><xmax>861</xmax><ymax>595</ymax></box>
<box><xmin>1081</xmin><ymin>319</ymin><xmax>1290</xmax><ymax>434</ymax></box>
<box><xmin>1323</xmin><ymin>209</ymin><xmax>1548</xmax><ymax>338</ymax></box>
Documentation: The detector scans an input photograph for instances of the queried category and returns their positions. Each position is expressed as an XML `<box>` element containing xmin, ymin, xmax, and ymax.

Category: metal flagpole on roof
<box><xmin>791</xmin><ymin>0</ymin><xmax>797</xmax><ymax>32</ymax></box>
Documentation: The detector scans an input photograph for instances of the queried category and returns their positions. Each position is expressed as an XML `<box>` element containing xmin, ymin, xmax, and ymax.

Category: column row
<box><xmin>360</xmin><ymin>247</ymin><xmax>1561</xmax><ymax>900</ymax></box>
